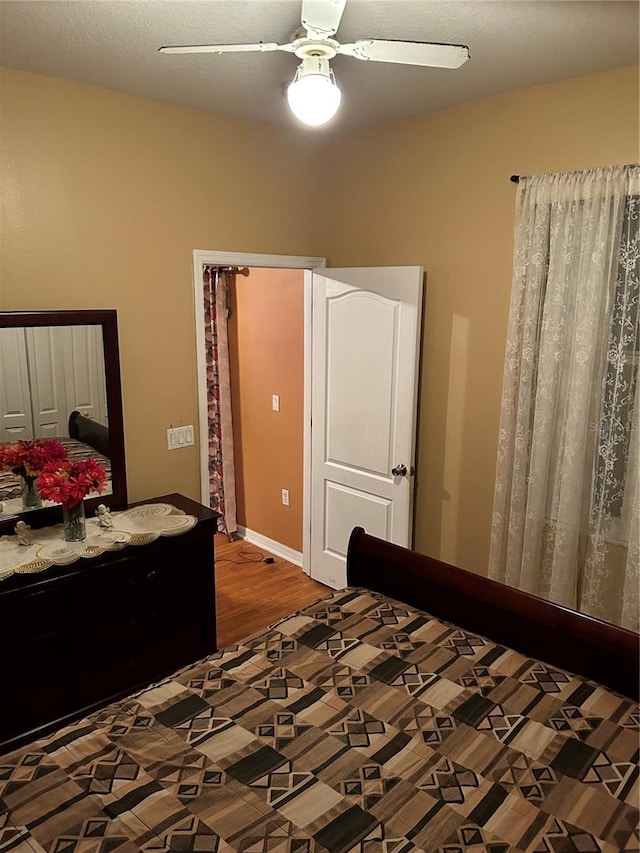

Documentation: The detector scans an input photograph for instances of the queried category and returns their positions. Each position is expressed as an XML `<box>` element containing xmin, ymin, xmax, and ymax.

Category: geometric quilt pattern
<box><xmin>1</xmin><ymin>587</ymin><xmax>638</xmax><ymax>852</ymax></box>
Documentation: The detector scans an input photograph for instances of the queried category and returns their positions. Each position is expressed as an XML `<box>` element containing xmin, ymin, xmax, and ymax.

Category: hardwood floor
<box><xmin>215</xmin><ymin>537</ymin><xmax>329</xmax><ymax>648</ymax></box>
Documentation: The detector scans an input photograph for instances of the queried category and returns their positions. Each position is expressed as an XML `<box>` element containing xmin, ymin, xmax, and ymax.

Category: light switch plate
<box><xmin>167</xmin><ymin>425</ymin><xmax>195</xmax><ymax>450</ymax></box>
<box><xmin>272</xmin><ymin>395</ymin><xmax>280</xmax><ymax>412</ymax></box>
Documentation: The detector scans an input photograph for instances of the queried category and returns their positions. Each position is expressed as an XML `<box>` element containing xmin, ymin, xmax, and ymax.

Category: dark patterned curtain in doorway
<box><xmin>202</xmin><ymin>266</ymin><xmax>238</xmax><ymax>537</ymax></box>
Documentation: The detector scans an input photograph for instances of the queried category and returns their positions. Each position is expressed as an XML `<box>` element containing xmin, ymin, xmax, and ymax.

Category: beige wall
<box><xmin>1</xmin><ymin>64</ymin><xmax>638</xmax><ymax>573</ymax></box>
<box><xmin>0</xmin><ymin>68</ymin><xmax>327</xmax><ymax>504</ymax></box>
<box><xmin>326</xmin><ymin>65</ymin><xmax>639</xmax><ymax>574</ymax></box>
<box><xmin>228</xmin><ymin>268</ymin><xmax>304</xmax><ymax>551</ymax></box>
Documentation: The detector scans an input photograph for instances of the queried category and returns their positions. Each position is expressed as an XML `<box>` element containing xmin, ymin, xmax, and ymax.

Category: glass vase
<box><xmin>63</xmin><ymin>501</ymin><xmax>86</xmax><ymax>542</ymax></box>
<box><xmin>21</xmin><ymin>475</ymin><xmax>42</xmax><ymax>509</ymax></box>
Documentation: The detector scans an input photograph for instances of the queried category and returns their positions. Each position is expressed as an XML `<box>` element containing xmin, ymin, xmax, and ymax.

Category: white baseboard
<box><xmin>237</xmin><ymin>526</ymin><xmax>304</xmax><ymax>568</ymax></box>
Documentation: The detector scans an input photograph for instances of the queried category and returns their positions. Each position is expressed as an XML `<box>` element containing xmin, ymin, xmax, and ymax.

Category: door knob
<box><xmin>391</xmin><ymin>464</ymin><xmax>407</xmax><ymax>477</ymax></box>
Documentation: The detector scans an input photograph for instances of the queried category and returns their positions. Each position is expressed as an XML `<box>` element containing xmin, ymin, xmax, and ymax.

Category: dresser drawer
<box><xmin>73</xmin><ymin>621</ymin><xmax>207</xmax><ymax>708</ymax></box>
<box><xmin>72</xmin><ymin>555</ymin><xmax>209</xmax><ymax>655</ymax></box>
<box><xmin>0</xmin><ymin>584</ymin><xmax>68</xmax><ymax>641</ymax></box>
<box><xmin>73</xmin><ymin>544</ymin><xmax>208</xmax><ymax>606</ymax></box>
<box><xmin>1</xmin><ymin>584</ymin><xmax>70</xmax><ymax>680</ymax></box>
<box><xmin>0</xmin><ymin>671</ymin><xmax>73</xmax><ymax>743</ymax></box>
<box><xmin>79</xmin><ymin>598</ymin><xmax>206</xmax><ymax>655</ymax></box>
<box><xmin>4</xmin><ymin>631</ymin><xmax>68</xmax><ymax>679</ymax></box>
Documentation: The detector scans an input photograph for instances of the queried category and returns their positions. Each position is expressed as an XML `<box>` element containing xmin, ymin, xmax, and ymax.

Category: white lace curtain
<box><xmin>489</xmin><ymin>164</ymin><xmax>639</xmax><ymax>631</ymax></box>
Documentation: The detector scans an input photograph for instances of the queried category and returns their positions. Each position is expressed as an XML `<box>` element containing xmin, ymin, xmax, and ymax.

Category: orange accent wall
<box><xmin>227</xmin><ymin>268</ymin><xmax>304</xmax><ymax>552</ymax></box>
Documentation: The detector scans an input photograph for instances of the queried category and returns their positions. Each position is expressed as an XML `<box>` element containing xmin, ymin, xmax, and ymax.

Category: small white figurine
<box><xmin>15</xmin><ymin>520</ymin><xmax>33</xmax><ymax>546</ymax></box>
<box><xmin>96</xmin><ymin>504</ymin><xmax>114</xmax><ymax>528</ymax></box>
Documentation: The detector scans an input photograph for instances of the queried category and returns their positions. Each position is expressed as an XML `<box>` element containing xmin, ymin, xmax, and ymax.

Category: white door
<box><xmin>310</xmin><ymin>266</ymin><xmax>423</xmax><ymax>588</ymax></box>
<box><xmin>25</xmin><ymin>326</ymin><xmax>69</xmax><ymax>438</ymax></box>
<box><xmin>62</xmin><ymin>325</ymin><xmax>107</xmax><ymax>426</ymax></box>
<box><xmin>0</xmin><ymin>328</ymin><xmax>34</xmax><ymax>441</ymax></box>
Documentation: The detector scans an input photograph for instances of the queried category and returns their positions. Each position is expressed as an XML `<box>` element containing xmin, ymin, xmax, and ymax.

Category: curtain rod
<box><xmin>510</xmin><ymin>164</ymin><xmax>638</xmax><ymax>184</ymax></box>
<box><xmin>206</xmin><ymin>265</ymin><xmax>250</xmax><ymax>276</ymax></box>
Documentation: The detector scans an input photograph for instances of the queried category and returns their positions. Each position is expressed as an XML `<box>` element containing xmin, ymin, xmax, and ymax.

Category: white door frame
<box><xmin>192</xmin><ymin>250</ymin><xmax>325</xmax><ymax>574</ymax></box>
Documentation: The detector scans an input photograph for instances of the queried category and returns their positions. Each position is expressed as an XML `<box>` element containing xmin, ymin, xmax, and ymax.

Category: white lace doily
<box><xmin>0</xmin><ymin>503</ymin><xmax>198</xmax><ymax>581</ymax></box>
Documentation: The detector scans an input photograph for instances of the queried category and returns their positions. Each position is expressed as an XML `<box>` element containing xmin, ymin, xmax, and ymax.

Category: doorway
<box><xmin>193</xmin><ymin>250</ymin><xmax>325</xmax><ymax>575</ymax></box>
<box><xmin>194</xmin><ymin>252</ymin><xmax>424</xmax><ymax>588</ymax></box>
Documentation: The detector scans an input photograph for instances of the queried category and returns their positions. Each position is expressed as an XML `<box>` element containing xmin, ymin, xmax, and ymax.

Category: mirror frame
<box><xmin>0</xmin><ymin>309</ymin><xmax>127</xmax><ymax>533</ymax></box>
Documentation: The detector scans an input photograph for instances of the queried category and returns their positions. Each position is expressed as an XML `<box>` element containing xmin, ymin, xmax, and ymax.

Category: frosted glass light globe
<box><xmin>287</xmin><ymin>72</ymin><xmax>341</xmax><ymax>126</ymax></box>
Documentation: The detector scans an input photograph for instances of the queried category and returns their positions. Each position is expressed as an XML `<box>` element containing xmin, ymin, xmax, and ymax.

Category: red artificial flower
<box><xmin>37</xmin><ymin>458</ymin><xmax>108</xmax><ymax>509</ymax></box>
<box><xmin>1</xmin><ymin>439</ymin><xmax>68</xmax><ymax>477</ymax></box>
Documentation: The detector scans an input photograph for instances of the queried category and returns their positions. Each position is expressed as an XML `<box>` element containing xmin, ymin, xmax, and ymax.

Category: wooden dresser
<box><xmin>0</xmin><ymin>493</ymin><xmax>218</xmax><ymax>754</ymax></box>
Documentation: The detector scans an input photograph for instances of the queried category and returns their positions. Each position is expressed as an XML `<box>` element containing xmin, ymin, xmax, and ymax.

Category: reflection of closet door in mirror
<box><xmin>25</xmin><ymin>326</ymin><xmax>107</xmax><ymax>438</ymax></box>
<box><xmin>0</xmin><ymin>328</ymin><xmax>34</xmax><ymax>442</ymax></box>
<box><xmin>61</xmin><ymin>327</ymin><xmax>107</xmax><ymax>426</ymax></box>
<box><xmin>25</xmin><ymin>327</ymin><xmax>68</xmax><ymax>437</ymax></box>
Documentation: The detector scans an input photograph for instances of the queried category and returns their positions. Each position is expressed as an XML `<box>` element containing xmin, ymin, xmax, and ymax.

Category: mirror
<box><xmin>0</xmin><ymin>310</ymin><xmax>127</xmax><ymax>532</ymax></box>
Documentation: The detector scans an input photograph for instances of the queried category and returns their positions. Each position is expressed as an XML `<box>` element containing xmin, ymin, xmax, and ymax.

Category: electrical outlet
<box><xmin>281</xmin><ymin>488</ymin><xmax>289</xmax><ymax>506</ymax></box>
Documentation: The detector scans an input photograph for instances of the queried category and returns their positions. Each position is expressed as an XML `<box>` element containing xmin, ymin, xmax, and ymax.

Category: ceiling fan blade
<box><xmin>339</xmin><ymin>39</ymin><xmax>470</xmax><ymax>69</ymax></box>
<box><xmin>301</xmin><ymin>0</ymin><xmax>347</xmax><ymax>38</ymax></box>
<box><xmin>158</xmin><ymin>42</ymin><xmax>293</xmax><ymax>55</ymax></box>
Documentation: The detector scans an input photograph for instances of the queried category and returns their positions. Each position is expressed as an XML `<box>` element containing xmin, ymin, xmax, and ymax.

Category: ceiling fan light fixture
<box><xmin>287</xmin><ymin>56</ymin><xmax>341</xmax><ymax>126</ymax></box>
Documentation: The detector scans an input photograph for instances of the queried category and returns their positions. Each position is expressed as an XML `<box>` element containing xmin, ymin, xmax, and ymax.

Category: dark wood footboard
<box><xmin>69</xmin><ymin>410</ymin><xmax>110</xmax><ymax>457</ymax></box>
<box><xmin>347</xmin><ymin>528</ymin><xmax>639</xmax><ymax>700</ymax></box>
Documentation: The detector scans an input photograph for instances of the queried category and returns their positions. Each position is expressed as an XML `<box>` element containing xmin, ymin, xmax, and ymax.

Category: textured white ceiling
<box><xmin>0</xmin><ymin>0</ymin><xmax>637</xmax><ymax>133</ymax></box>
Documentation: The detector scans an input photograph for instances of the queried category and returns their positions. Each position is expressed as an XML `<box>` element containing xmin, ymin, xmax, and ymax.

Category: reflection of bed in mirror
<box><xmin>0</xmin><ymin>411</ymin><xmax>113</xmax><ymax>511</ymax></box>
<box><xmin>0</xmin><ymin>310</ymin><xmax>127</xmax><ymax>532</ymax></box>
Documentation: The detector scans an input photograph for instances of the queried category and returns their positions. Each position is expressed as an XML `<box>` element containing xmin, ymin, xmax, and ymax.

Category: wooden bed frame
<box><xmin>347</xmin><ymin>527</ymin><xmax>639</xmax><ymax>701</ymax></box>
<box><xmin>68</xmin><ymin>410</ymin><xmax>110</xmax><ymax>458</ymax></box>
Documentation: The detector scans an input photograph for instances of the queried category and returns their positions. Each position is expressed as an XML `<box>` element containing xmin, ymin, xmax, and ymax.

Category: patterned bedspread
<box><xmin>1</xmin><ymin>588</ymin><xmax>638</xmax><ymax>852</ymax></box>
<box><xmin>0</xmin><ymin>438</ymin><xmax>112</xmax><ymax>501</ymax></box>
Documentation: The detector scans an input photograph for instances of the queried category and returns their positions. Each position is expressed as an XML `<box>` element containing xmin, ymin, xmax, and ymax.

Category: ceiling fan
<box><xmin>159</xmin><ymin>0</ymin><xmax>470</xmax><ymax>127</ymax></box>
